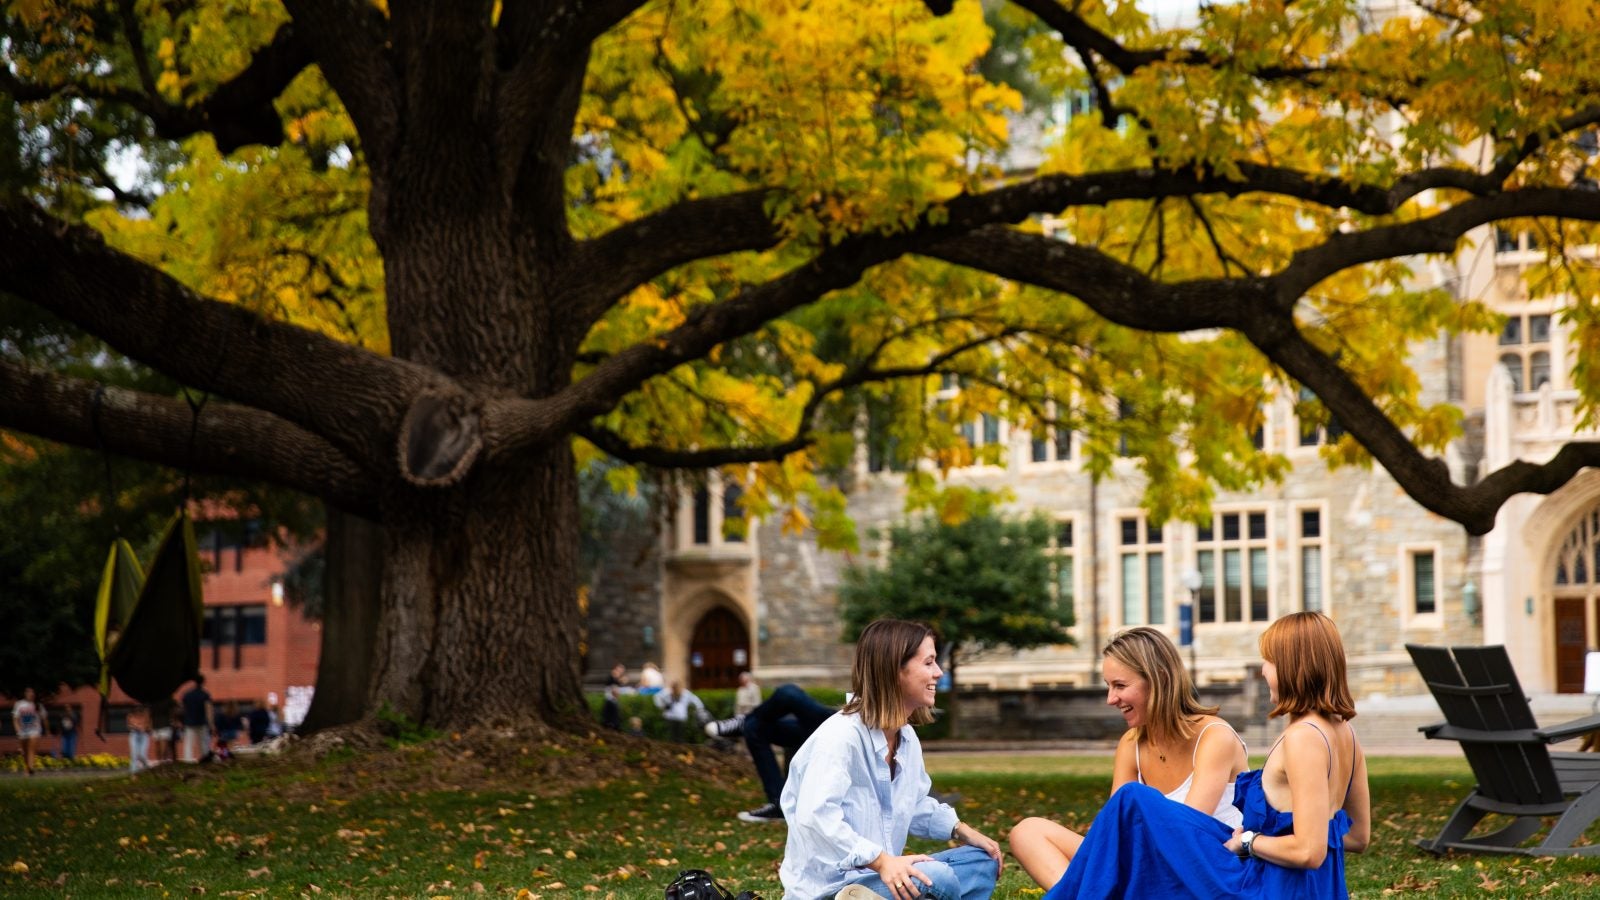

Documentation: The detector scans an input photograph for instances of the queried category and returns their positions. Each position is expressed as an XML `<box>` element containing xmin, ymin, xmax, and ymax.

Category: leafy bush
<box><xmin>2</xmin><ymin>752</ymin><xmax>125</xmax><ymax>773</ymax></box>
<box><xmin>584</xmin><ymin>686</ymin><xmax>953</xmax><ymax>742</ymax></box>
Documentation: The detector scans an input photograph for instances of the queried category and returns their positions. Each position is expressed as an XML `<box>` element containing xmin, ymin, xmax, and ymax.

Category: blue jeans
<box><xmin>58</xmin><ymin>729</ymin><xmax>77</xmax><ymax>760</ymax></box>
<box><xmin>129</xmin><ymin>730</ymin><xmax>150</xmax><ymax>772</ymax></box>
<box><xmin>835</xmin><ymin>846</ymin><xmax>997</xmax><ymax>900</ymax></box>
<box><xmin>743</xmin><ymin>684</ymin><xmax>837</xmax><ymax>803</ymax></box>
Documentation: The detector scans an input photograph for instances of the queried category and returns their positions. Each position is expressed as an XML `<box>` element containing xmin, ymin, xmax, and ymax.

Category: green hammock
<box><xmin>93</xmin><ymin>538</ymin><xmax>143</xmax><ymax>695</ymax></box>
<box><xmin>95</xmin><ymin>510</ymin><xmax>205</xmax><ymax>706</ymax></box>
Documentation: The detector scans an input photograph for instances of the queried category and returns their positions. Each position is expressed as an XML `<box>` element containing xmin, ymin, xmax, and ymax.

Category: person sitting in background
<box><xmin>705</xmin><ymin>682</ymin><xmax>837</xmax><ymax>824</ymax></box>
<box><xmin>734</xmin><ymin>671</ymin><xmax>763</xmax><ymax>717</ymax></box>
<box><xmin>653</xmin><ymin>680</ymin><xmax>706</xmax><ymax>742</ymax></box>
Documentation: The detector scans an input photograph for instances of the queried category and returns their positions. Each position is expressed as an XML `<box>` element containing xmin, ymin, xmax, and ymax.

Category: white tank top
<box><xmin>1135</xmin><ymin>720</ymin><xmax>1246</xmax><ymax>829</ymax></box>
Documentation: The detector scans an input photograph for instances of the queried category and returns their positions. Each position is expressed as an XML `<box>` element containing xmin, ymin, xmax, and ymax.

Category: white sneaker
<box><xmin>704</xmin><ymin>714</ymin><xmax>746</xmax><ymax>738</ymax></box>
<box><xmin>834</xmin><ymin>885</ymin><xmax>878</xmax><ymax>900</ymax></box>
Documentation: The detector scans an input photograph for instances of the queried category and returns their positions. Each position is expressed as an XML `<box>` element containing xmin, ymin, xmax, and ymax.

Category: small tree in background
<box><xmin>839</xmin><ymin>505</ymin><xmax>1074</xmax><ymax>731</ymax></box>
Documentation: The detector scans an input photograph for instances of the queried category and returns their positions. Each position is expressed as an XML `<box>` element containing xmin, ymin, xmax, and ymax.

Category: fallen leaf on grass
<box><xmin>5</xmin><ymin>861</ymin><xmax>26</xmax><ymax>874</ymax></box>
<box><xmin>247</xmin><ymin>867</ymin><xmax>271</xmax><ymax>879</ymax></box>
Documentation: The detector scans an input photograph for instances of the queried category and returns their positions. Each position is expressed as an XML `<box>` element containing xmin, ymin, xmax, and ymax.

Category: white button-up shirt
<box><xmin>779</xmin><ymin>712</ymin><xmax>958</xmax><ymax>900</ymax></box>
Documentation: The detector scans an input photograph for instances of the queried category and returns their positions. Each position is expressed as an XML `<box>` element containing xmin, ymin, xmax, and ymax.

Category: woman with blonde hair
<box><xmin>779</xmin><ymin>618</ymin><xmax>1002</xmax><ymax>900</ymax></box>
<box><xmin>1043</xmin><ymin>612</ymin><xmax>1371</xmax><ymax>899</ymax></box>
<box><xmin>1010</xmin><ymin>627</ymin><xmax>1249</xmax><ymax>889</ymax></box>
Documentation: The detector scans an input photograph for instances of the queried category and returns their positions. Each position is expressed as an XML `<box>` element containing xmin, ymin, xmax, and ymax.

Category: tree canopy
<box><xmin>3</xmin><ymin>0</ymin><xmax>1600</xmax><ymax>727</ymax></box>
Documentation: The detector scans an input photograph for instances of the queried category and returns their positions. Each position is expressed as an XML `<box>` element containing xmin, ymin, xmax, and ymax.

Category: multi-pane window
<box><xmin>1047</xmin><ymin>519</ymin><xmax>1077</xmax><ymax>630</ymax></box>
<box><xmin>1296</xmin><ymin>507</ymin><xmax>1326</xmax><ymax>613</ymax></box>
<box><xmin>722</xmin><ymin>483</ymin><xmax>746</xmax><ymax>543</ymax></box>
<box><xmin>692</xmin><ymin>486</ymin><xmax>712</xmax><ymax>545</ymax></box>
<box><xmin>682</xmin><ymin>477</ymin><xmax>751</xmax><ymax>549</ymax></box>
<box><xmin>1498</xmin><ymin>312</ymin><xmax>1555</xmax><ymax>392</ymax></box>
<box><xmin>202</xmin><ymin>604</ymin><xmax>268</xmax><ymax>669</ymax></box>
<box><xmin>1411</xmin><ymin>550</ymin><xmax>1437</xmax><ymax>615</ymax></box>
<box><xmin>1118</xmin><ymin>516</ymin><xmax>1165</xmax><ymax>626</ymax></box>
<box><xmin>1195</xmin><ymin>511</ymin><xmax>1271</xmax><ymax>624</ymax></box>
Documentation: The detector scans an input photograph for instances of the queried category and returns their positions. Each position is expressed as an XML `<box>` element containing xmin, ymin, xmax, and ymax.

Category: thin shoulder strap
<box><xmin>1188</xmin><ymin>720</ymin><xmax>1246</xmax><ymax>768</ymax></box>
<box><xmin>1134</xmin><ymin>736</ymin><xmax>1144</xmax><ymax>783</ymax></box>
<box><xmin>1298</xmin><ymin>721</ymin><xmax>1334</xmax><ymax>776</ymax></box>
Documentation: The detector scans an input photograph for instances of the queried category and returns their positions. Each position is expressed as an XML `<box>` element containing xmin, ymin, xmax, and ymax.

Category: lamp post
<box><xmin>1181</xmin><ymin>568</ymin><xmax>1203</xmax><ymax>685</ymax></box>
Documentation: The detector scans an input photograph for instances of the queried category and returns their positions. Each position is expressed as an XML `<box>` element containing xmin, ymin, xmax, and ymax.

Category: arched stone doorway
<box><xmin>689</xmin><ymin>606</ymin><xmax>749</xmax><ymax>690</ymax></box>
<box><xmin>1550</xmin><ymin>507</ymin><xmax>1600</xmax><ymax>692</ymax></box>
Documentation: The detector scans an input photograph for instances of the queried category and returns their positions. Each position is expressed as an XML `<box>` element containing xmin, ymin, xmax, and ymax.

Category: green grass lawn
<box><xmin>3</xmin><ymin>738</ymin><xmax>1600</xmax><ymax>898</ymax></box>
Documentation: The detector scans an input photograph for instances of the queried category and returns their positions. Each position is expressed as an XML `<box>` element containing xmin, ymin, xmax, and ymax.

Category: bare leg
<box><xmin>1009</xmin><ymin>816</ymin><xmax>1085</xmax><ymax>890</ymax></box>
<box><xmin>21</xmin><ymin>737</ymin><xmax>36</xmax><ymax>775</ymax></box>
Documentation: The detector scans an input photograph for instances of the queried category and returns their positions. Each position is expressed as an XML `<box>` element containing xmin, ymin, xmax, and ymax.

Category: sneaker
<box><xmin>835</xmin><ymin>886</ymin><xmax>877</xmax><ymax>900</ymax></box>
<box><xmin>704</xmin><ymin>714</ymin><xmax>746</xmax><ymax>738</ymax></box>
<box><xmin>736</xmin><ymin>802</ymin><xmax>785</xmax><ymax>824</ymax></box>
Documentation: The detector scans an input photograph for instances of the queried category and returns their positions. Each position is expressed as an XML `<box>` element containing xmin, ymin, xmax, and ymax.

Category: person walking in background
<box><xmin>126</xmin><ymin>705</ymin><xmax>152</xmax><ymax>773</ymax></box>
<box><xmin>653</xmin><ymin>680</ymin><xmax>706</xmax><ymax>742</ymax></box>
<box><xmin>180</xmin><ymin>675</ymin><xmax>213</xmax><ymax>762</ymax></box>
<box><xmin>56</xmin><ymin>703</ymin><xmax>78</xmax><ymax>761</ymax></box>
<box><xmin>11</xmin><ymin>687</ymin><xmax>46</xmax><ymax>776</ymax></box>
<box><xmin>734</xmin><ymin>670</ymin><xmax>763</xmax><ymax>717</ymax></box>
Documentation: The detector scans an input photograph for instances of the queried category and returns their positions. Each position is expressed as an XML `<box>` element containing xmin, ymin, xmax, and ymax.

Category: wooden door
<box><xmin>1554</xmin><ymin>597</ymin><xmax>1587</xmax><ymax>693</ymax></box>
<box><xmin>689</xmin><ymin>607</ymin><xmax>748</xmax><ymax>690</ymax></box>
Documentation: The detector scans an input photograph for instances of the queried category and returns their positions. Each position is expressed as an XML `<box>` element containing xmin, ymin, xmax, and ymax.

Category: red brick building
<box><xmin>2</xmin><ymin>527</ymin><xmax>321</xmax><ymax>758</ymax></box>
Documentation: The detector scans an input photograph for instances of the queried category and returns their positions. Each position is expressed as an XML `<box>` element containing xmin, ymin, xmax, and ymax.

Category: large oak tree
<box><xmin>4</xmin><ymin>0</ymin><xmax>1600</xmax><ymax>728</ymax></box>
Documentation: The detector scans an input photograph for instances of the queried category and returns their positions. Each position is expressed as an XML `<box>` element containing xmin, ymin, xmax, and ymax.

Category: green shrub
<box><xmin>584</xmin><ymin>686</ymin><xmax>953</xmax><ymax>742</ymax></box>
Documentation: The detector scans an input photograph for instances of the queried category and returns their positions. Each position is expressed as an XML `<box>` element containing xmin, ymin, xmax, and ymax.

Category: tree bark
<box><xmin>300</xmin><ymin>508</ymin><xmax>384</xmax><ymax>733</ymax></box>
<box><xmin>367</xmin><ymin>444</ymin><xmax>584</xmax><ymax>729</ymax></box>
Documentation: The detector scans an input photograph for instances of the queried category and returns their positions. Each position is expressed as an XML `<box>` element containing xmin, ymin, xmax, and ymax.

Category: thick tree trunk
<box><xmin>367</xmin><ymin>444</ymin><xmax>584</xmax><ymax>730</ymax></box>
<box><xmin>300</xmin><ymin>508</ymin><xmax>384</xmax><ymax>733</ymax></box>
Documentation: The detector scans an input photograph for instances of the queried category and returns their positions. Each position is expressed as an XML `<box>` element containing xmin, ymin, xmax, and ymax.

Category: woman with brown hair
<box><xmin>1042</xmin><ymin>612</ymin><xmax>1371</xmax><ymax>899</ymax></box>
<box><xmin>779</xmin><ymin>618</ymin><xmax>1002</xmax><ymax>900</ymax></box>
<box><xmin>1010</xmin><ymin>627</ymin><xmax>1249</xmax><ymax>889</ymax></box>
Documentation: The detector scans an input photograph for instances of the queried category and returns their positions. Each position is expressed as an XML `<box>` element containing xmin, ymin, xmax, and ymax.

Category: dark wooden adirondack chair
<box><xmin>1407</xmin><ymin>644</ymin><xmax>1600</xmax><ymax>855</ymax></box>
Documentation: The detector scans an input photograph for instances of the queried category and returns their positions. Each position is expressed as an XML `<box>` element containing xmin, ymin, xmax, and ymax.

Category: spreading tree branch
<box><xmin>0</xmin><ymin>201</ymin><xmax>468</xmax><ymax>480</ymax></box>
<box><xmin>0</xmin><ymin>359</ymin><xmax>379</xmax><ymax>516</ymax></box>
